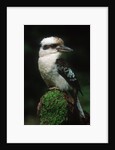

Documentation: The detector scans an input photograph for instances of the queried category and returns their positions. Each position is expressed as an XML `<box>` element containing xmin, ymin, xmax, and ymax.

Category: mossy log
<box><xmin>37</xmin><ymin>89</ymin><xmax>90</xmax><ymax>125</ymax></box>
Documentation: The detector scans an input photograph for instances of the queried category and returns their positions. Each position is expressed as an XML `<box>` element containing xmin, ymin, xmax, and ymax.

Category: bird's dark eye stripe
<box><xmin>43</xmin><ymin>45</ymin><xmax>50</xmax><ymax>50</ymax></box>
<box><xmin>43</xmin><ymin>44</ymin><xmax>59</xmax><ymax>50</ymax></box>
<box><xmin>50</xmin><ymin>44</ymin><xmax>58</xmax><ymax>48</ymax></box>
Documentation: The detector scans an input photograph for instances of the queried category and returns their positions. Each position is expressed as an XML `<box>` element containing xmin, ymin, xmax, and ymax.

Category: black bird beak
<box><xmin>57</xmin><ymin>45</ymin><xmax>73</xmax><ymax>52</ymax></box>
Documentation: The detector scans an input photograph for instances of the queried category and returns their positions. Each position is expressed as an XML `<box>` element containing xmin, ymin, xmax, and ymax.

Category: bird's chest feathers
<box><xmin>38</xmin><ymin>54</ymin><xmax>58</xmax><ymax>76</ymax></box>
<box><xmin>38</xmin><ymin>55</ymin><xmax>71</xmax><ymax>91</ymax></box>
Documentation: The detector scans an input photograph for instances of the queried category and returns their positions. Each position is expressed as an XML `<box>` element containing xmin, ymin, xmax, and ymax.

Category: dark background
<box><xmin>24</xmin><ymin>25</ymin><xmax>90</xmax><ymax>125</ymax></box>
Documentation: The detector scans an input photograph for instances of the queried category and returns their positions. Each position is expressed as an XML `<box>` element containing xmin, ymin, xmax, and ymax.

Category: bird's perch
<box><xmin>37</xmin><ymin>88</ymin><xmax>90</xmax><ymax>125</ymax></box>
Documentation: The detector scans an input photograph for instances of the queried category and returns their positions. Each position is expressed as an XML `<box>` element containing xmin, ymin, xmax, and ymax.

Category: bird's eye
<box><xmin>50</xmin><ymin>44</ymin><xmax>58</xmax><ymax>49</ymax></box>
<box><xmin>43</xmin><ymin>45</ymin><xmax>50</xmax><ymax>50</ymax></box>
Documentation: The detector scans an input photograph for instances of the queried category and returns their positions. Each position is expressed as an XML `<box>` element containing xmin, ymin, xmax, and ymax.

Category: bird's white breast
<box><xmin>38</xmin><ymin>53</ymin><xmax>71</xmax><ymax>91</ymax></box>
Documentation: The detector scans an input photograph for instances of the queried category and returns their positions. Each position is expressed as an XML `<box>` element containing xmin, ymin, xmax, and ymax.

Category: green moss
<box><xmin>39</xmin><ymin>89</ymin><xmax>68</xmax><ymax>125</ymax></box>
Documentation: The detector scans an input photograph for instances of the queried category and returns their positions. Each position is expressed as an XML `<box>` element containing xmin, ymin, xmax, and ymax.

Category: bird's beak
<box><xmin>57</xmin><ymin>45</ymin><xmax>73</xmax><ymax>52</ymax></box>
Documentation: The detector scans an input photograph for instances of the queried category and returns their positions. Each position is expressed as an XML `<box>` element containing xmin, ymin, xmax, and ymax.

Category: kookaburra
<box><xmin>38</xmin><ymin>36</ymin><xmax>85</xmax><ymax>120</ymax></box>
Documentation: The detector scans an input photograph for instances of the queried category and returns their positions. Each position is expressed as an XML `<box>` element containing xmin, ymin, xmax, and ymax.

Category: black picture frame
<box><xmin>0</xmin><ymin>1</ymin><xmax>111</xmax><ymax>148</ymax></box>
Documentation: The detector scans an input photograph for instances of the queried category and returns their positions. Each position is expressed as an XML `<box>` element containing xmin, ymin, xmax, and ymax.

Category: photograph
<box><xmin>24</xmin><ymin>25</ymin><xmax>90</xmax><ymax>125</ymax></box>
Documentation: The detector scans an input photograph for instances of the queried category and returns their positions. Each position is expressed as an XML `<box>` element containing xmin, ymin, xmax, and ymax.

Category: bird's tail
<box><xmin>76</xmin><ymin>97</ymin><xmax>85</xmax><ymax>118</ymax></box>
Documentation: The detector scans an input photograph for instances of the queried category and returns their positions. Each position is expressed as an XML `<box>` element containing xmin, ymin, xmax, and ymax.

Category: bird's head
<box><xmin>39</xmin><ymin>36</ymin><xmax>73</xmax><ymax>57</ymax></box>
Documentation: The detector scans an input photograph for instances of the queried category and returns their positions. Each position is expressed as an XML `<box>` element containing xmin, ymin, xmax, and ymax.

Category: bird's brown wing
<box><xmin>56</xmin><ymin>58</ymin><xmax>83</xmax><ymax>96</ymax></box>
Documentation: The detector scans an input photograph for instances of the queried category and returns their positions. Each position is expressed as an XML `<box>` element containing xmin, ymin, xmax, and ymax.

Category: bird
<box><xmin>38</xmin><ymin>36</ymin><xmax>87</xmax><ymax>124</ymax></box>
